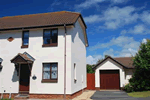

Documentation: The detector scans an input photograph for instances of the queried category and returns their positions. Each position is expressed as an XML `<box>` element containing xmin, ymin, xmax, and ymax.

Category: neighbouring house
<box><xmin>0</xmin><ymin>11</ymin><xmax>88</xmax><ymax>99</ymax></box>
<box><xmin>92</xmin><ymin>56</ymin><xmax>135</xmax><ymax>90</ymax></box>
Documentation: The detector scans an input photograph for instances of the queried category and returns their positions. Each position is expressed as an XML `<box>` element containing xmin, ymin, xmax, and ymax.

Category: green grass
<box><xmin>0</xmin><ymin>99</ymin><xmax>13</xmax><ymax>100</ymax></box>
<box><xmin>128</xmin><ymin>91</ymin><xmax>150</xmax><ymax>97</ymax></box>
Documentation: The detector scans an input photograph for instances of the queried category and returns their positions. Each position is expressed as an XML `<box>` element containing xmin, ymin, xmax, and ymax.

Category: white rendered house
<box><xmin>0</xmin><ymin>11</ymin><xmax>88</xmax><ymax>99</ymax></box>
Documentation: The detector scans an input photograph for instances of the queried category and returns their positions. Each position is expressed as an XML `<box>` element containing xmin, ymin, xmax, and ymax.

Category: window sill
<box><xmin>21</xmin><ymin>45</ymin><xmax>28</xmax><ymax>48</ymax></box>
<box><xmin>42</xmin><ymin>43</ymin><xmax>57</xmax><ymax>47</ymax></box>
<box><xmin>41</xmin><ymin>79</ymin><xmax>57</xmax><ymax>83</ymax></box>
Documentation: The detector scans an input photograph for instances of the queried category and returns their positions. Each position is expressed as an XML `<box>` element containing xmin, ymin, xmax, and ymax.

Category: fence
<box><xmin>87</xmin><ymin>73</ymin><xmax>95</xmax><ymax>90</ymax></box>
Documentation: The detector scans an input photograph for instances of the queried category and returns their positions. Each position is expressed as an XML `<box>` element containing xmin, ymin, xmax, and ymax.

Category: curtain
<box><xmin>43</xmin><ymin>64</ymin><xmax>50</xmax><ymax>79</ymax></box>
<box><xmin>51</xmin><ymin>64</ymin><xmax>57</xmax><ymax>79</ymax></box>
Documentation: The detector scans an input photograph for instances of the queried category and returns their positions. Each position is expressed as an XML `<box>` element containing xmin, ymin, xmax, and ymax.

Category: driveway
<box><xmin>91</xmin><ymin>90</ymin><xmax>150</xmax><ymax>100</ymax></box>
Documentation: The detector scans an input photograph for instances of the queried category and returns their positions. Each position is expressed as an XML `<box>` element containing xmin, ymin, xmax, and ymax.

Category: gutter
<box><xmin>0</xmin><ymin>24</ymin><xmax>74</xmax><ymax>31</ymax></box>
<box><xmin>64</xmin><ymin>24</ymin><xmax>67</xmax><ymax>100</ymax></box>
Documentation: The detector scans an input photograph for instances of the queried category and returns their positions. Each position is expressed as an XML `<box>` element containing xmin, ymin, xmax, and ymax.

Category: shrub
<box><xmin>124</xmin><ymin>83</ymin><xmax>134</xmax><ymax>93</ymax></box>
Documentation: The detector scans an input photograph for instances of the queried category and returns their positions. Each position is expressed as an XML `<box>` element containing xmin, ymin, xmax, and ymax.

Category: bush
<box><xmin>124</xmin><ymin>83</ymin><xmax>134</xmax><ymax>93</ymax></box>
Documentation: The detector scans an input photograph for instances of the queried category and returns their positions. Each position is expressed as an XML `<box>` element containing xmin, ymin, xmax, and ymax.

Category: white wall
<box><xmin>71</xmin><ymin>19</ymin><xmax>87</xmax><ymax>94</ymax></box>
<box><xmin>95</xmin><ymin>59</ymin><xmax>125</xmax><ymax>88</ymax></box>
<box><xmin>124</xmin><ymin>69</ymin><xmax>134</xmax><ymax>85</ymax></box>
<box><xmin>0</xmin><ymin>26</ymin><xmax>73</xmax><ymax>94</ymax></box>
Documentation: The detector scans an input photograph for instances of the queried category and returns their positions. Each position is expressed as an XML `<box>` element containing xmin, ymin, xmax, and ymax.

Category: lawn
<box><xmin>128</xmin><ymin>91</ymin><xmax>150</xmax><ymax>97</ymax></box>
<box><xmin>0</xmin><ymin>99</ymin><xmax>14</xmax><ymax>100</ymax></box>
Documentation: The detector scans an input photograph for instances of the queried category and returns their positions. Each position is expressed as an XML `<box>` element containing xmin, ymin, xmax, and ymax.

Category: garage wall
<box><xmin>124</xmin><ymin>69</ymin><xmax>134</xmax><ymax>85</ymax></box>
<box><xmin>95</xmin><ymin>58</ymin><xmax>125</xmax><ymax>88</ymax></box>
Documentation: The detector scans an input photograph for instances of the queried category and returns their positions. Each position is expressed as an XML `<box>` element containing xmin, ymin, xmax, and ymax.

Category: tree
<box><xmin>105</xmin><ymin>55</ymin><xmax>110</xmax><ymax>58</ymax></box>
<box><xmin>129</xmin><ymin>39</ymin><xmax>150</xmax><ymax>91</ymax></box>
<box><xmin>96</xmin><ymin>59</ymin><xmax>103</xmax><ymax>64</ymax></box>
<box><xmin>87</xmin><ymin>64</ymin><xmax>95</xmax><ymax>73</ymax></box>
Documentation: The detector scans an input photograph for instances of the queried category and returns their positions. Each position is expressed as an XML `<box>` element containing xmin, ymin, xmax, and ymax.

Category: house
<box><xmin>0</xmin><ymin>11</ymin><xmax>88</xmax><ymax>99</ymax></box>
<box><xmin>92</xmin><ymin>56</ymin><xmax>135</xmax><ymax>90</ymax></box>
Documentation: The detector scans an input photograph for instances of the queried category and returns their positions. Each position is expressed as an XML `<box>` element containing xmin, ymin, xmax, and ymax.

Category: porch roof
<box><xmin>11</xmin><ymin>52</ymin><xmax>35</xmax><ymax>63</ymax></box>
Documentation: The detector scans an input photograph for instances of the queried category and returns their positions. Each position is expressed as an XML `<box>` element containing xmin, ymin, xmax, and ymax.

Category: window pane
<box><xmin>43</xmin><ymin>71</ymin><xmax>50</xmax><ymax>79</ymax></box>
<box><xmin>51</xmin><ymin>64</ymin><xmax>57</xmax><ymax>79</ymax></box>
<box><xmin>52</xmin><ymin>64</ymin><xmax>57</xmax><ymax>71</ymax></box>
<box><xmin>44</xmin><ymin>30</ymin><xmax>51</xmax><ymax>44</ymax></box>
<box><xmin>24</xmin><ymin>32</ymin><xmax>29</xmax><ymax>39</ymax></box>
<box><xmin>52</xmin><ymin>30</ymin><xmax>58</xmax><ymax>43</ymax></box>
<box><xmin>43</xmin><ymin>64</ymin><xmax>50</xmax><ymax>71</ymax></box>
<box><xmin>51</xmin><ymin>71</ymin><xmax>57</xmax><ymax>79</ymax></box>
<box><xmin>23</xmin><ymin>39</ymin><xmax>29</xmax><ymax>45</ymax></box>
<box><xmin>44</xmin><ymin>38</ymin><xmax>50</xmax><ymax>44</ymax></box>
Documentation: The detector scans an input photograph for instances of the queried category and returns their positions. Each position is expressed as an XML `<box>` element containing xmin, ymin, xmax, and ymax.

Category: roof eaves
<box><xmin>92</xmin><ymin>56</ymin><xmax>129</xmax><ymax>70</ymax></box>
<box><xmin>0</xmin><ymin>23</ymin><xmax>74</xmax><ymax>31</ymax></box>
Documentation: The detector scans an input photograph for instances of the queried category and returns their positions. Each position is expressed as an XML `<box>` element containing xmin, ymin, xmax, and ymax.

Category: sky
<box><xmin>0</xmin><ymin>0</ymin><xmax>150</xmax><ymax>65</ymax></box>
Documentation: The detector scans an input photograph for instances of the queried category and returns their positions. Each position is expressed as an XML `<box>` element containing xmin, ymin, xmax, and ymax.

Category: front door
<box><xmin>19</xmin><ymin>64</ymin><xmax>30</xmax><ymax>93</ymax></box>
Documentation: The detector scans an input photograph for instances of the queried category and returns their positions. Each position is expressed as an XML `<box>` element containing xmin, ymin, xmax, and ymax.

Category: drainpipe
<box><xmin>1</xmin><ymin>86</ymin><xmax>3</xmax><ymax>99</ymax></box>
<box><xmin>64</xmin><ymin>24</ymin><xmax>67</xmax><ymax>100</ymax></box>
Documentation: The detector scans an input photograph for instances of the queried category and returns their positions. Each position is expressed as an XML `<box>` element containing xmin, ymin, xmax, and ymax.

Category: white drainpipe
<box><xmin>9</xmin><ymin>86</ymin><xmax>11</xmax><ymax>99</ymax></box>
<box><xmin>1</xmin><ymin>86</ymin><xmax>3</xmax><ymax>99</ymax></box>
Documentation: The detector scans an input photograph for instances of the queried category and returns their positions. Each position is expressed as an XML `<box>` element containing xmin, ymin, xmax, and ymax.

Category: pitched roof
<box><xmin>114</xmin><ymin>57</ymin><xmax>134</xmax><ymax>69</ymax></box>
<box><xmin>93</xmin><ymin>56</ymin><xmax>135</xmax><ymax>70</ymax></box>
<box><xmin>0</xmin><ymin>11</ymin><xmax>86</xmax><ymax>31</ymax></box>
<box><xmin>11</xmin><ymin>53</ymin><xmax>34</xmax><ymax>63</ymax></box>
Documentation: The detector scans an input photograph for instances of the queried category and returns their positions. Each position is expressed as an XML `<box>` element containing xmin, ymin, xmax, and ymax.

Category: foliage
<box><xmin>96</xmin><ymin>59</ymin><xmax>103</xmax><ymax>64</ymax></box>
<box><xmin>0</xmin><ymin>99</ymin><xmax>13</xmax><ymax>100</ymax></box>
<box><xmin>128</xmin><ymin>91</ymin><xmax>150</xmax><ymax>97</ymax></box>
<box><xmin>124</xmin><ymin>83</ymin><xmax>133</xmax><ymax>93</ymax></box>
<box><xmin>87</xmin><ymin>64</ymin><xmax>95</xmax><ymax>73</ymax></box>
<box><xmin>129</xmin><ymin>39</ymin><xmax>150</xmax><ymax>92</ymax></box>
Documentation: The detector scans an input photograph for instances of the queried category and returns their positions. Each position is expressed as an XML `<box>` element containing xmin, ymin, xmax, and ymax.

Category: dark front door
<box><xmin>19</xmin><ymin>64</ymin><xmax>30</xmax><ymax>93</ymax></box>
<box><xmin>100</xmin><ymin>70</ymin><xmax>120</xmax><ymax>89</ymax></box>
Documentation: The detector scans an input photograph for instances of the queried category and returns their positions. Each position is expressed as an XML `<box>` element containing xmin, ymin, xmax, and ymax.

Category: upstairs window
<box><xmin>21</xmin><ymin>31</ymin><xmax>29</xmax><ymax>48</ymax></box>
<box><xmin>43</xmin><ymin>29</ymin><xmax>58</xmax><ymax>47</ymax></box>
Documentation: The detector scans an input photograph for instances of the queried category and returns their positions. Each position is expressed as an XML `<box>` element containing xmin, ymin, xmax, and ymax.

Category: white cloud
<box><xmin>89</xmin><ymin>36</ymin><xmax>140</xmax><ymax>51</ymax></box>
<box><xmin>75</xmin><ymin>0</ymin><xmax>104</xmax><ymax>10</ymax></box>
<box><xmin>75</xmin><ymin>0</ymin><xmax>130</xmax><ymax>11</ymax></box>
<box><xmin>84</xmin><ymin>6</ymin><xmax>139</xmax><ymax>29</ymax></box>
<box><xmin>84</xmin><ymin>15</ymin><xmax>101</xmax><ymax>23</ymax></box>
<box><xmin>142</xmin><ymin>38</ymin><xmax>147</xmax><ymax>44</ymax></box>
<box><xmin>111</xmin><ymin>0</ymin><xmax>129</xmax><ymax>4</ymax></box>
<box><xmin>121</xmin><ymin>24</ymin><xmax>150</xmax><ymax>35</ymax></box>
<box><xmin>141</xmin><ymin>11</ymin><xmax>150</xmax><ymax>24</ymax></box>
<box><xmin>86</xmin><ymin>55</ymin><xmax>103</xmax><ymax>65</ymax></box>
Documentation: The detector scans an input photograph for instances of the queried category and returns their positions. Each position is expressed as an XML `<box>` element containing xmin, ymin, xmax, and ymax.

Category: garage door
<box><xmin>100</xmin><ymin>70</ymin><xmax>120</xmax><ymax>89</ymax></box>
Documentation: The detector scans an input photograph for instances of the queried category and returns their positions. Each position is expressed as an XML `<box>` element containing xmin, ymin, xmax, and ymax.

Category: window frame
<box><xmin>42</xmin><ymin>63</ymin><xmax>58</xmax><ymax>82</ymax></box>
<box><xmin>21</xmin><ymin>30</ymin><xmax>29</xmax><ymax>48</ymax></box>
<box><xmin>42</xmin><ymin>28</ymin><xmax>58</xmax><ymax>47</ymax></box>
<box><xmin>74</xmin><ymin>63</ymin><xmax>77</xmax><ymax>80</ymax></box>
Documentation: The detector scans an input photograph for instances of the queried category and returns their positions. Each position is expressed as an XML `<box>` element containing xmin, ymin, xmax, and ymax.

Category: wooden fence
<box><xmin>87</xmin><ymin>73</ymin><xmax>95</xmax><ymax>90</ymax></box>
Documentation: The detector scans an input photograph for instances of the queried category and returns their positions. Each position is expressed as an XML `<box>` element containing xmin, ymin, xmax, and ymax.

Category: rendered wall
<box><xmin>71</xmin><ymin>19</ymin><xmax>87</xmax><ymax>94</ymax></box>
<box><xmin>0</xmin><ymin>27</ymin><xmax>72</xmax><ymax>94</ymax></box>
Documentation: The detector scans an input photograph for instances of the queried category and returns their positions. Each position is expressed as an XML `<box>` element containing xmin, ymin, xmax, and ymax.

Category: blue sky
<box><xmin>0</xmin><ymin>0</ymin><xmax>150</xmax><ymax>64</ymax></box>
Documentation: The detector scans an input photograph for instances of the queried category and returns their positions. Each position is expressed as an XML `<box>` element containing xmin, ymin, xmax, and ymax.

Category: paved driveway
<box><xmin>90</xmin><ymin>90</ymin><xmax>150</xmax><ymax>100</ymax></box>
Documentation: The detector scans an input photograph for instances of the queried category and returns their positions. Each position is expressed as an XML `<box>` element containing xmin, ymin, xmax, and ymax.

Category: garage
<box><xmin>100</xmin><ymin>70</ymin><xmax>120</xmax><ymax>89</ymax></box>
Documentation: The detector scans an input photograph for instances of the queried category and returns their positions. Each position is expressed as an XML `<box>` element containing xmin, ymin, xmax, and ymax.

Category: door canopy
<box><xmin>11</xmin><ymin>52</ymin><xmax>35</xmax><ymax>64</ymax></box>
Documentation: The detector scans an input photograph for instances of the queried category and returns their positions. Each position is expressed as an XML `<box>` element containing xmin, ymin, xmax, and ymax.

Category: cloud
<box><xmin>111</xmin><ymin>0</ymin><xmax>129</xmax><ymax>4</ymax></box>
<box><xmin>121</xmin><ymin>24</ymin><xmax>150</xmax><ymax>35</ymax></box>
<box><xmin>89</xmin><ymin>36</ymin><xmax>140</xmax><ymax>51</ymax></box>
<box><xmin>84</xmin><ymin>6</ymin><xmax>139</xmax><ymax>29</ymax></box>
<box><xmin>75</xmin><ymin>0</ymin><xmax>130</xmax><ymax>11</ymax></box>
<box><xmin>141</xmin><ymin>11</ymin><xmax>150</xmax><ymax>24</ymax></box>
<box><xmin>49</xmin><ymin>0</ymin><xmax>61</xmax><ymax>11</ymax></box>
<box><xmin>86</xmin><ymin>55</ymin><xmax>103</xmax><ymax>65</ymax></box>
<box><xmin>142</xmin><ymin>38</ymin><xmax>147</xmax><ymax>44</ymax></box>
<box><xmin>84</xmin><ymin>15</ymin><xmax>101</xmax><ymax>23</ymax></box>
<box><xmin>75</xmin><ymin>0</ymin><xmax>104</xmax><ymax>10</ymax></box>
